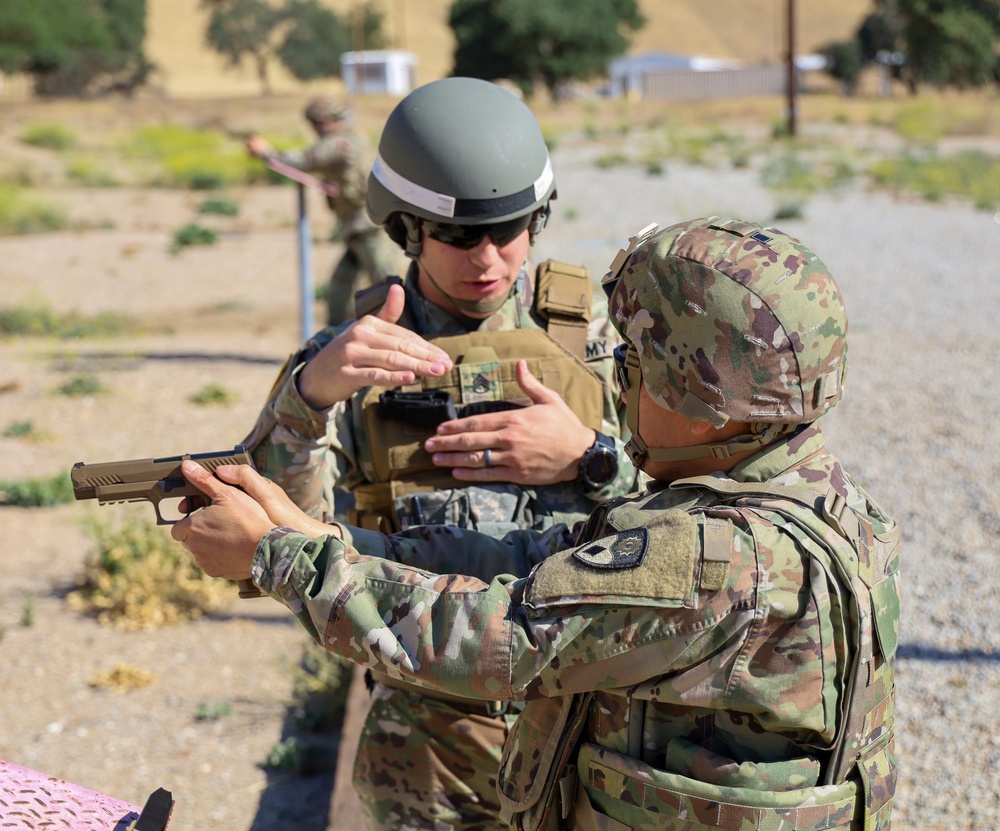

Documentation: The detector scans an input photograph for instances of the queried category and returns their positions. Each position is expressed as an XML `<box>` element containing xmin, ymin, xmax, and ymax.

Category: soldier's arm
<box><xmin>249</xmin><ymin>511</ymin><xmax>761</xmax><ymax>703</ymax></box>
<box><xmin>244</xmin><ymin>326</ymin><xmax>362</xmax><ymax>520</ymax></box>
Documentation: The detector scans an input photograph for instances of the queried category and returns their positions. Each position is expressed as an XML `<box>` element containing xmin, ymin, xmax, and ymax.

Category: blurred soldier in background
<box><xmin>246</xmin><ymin>95</ymin><xmax>389</xmax><ymax>325</ymax></box>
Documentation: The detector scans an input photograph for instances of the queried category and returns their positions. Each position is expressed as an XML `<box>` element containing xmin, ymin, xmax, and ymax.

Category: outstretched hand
<box><xmin>424</xmin><ymin>360</ymin><xmax>595</xmax><ymax>485</ymax></box>
<box><xmin>298</xmin><ymin>283</ymin><xmax>454</xmax><ymax>409</ymax></box>
<box><xmin>171</xmin><ymin>461</ymin><xmax>336</xmax><ymax>580</ymax></box>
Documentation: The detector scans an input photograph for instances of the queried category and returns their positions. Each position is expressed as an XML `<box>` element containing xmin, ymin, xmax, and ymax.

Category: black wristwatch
<box><xmin>578</xmin><ymin>431</ymin><xmax>619</xmax><ymax>490</ymax></box>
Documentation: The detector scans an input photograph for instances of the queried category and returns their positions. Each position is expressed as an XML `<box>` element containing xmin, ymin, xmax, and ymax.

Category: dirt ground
<box><xmin>3</xmin><ymin>91</ymin><xmax>1000</xmax><ymax>830</ymax></box>
<box><xmin>0</xmin><ymin>173</ymin><xmax>388</xmax><ymax>827</ymax></box>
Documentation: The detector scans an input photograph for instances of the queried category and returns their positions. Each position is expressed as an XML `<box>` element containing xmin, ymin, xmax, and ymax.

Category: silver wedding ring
<box><xmin>484</xmin><ymin>448</ymin><xmax>493</xmax><ymax>469</ymax></box>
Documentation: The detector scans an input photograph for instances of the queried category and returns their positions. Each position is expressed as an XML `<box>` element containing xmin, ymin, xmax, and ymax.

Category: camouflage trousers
<box><xmin>326</xmin><ymin>229</ymin><xmax>390</xmax><ymax>326</ymax></box>
<box><xmin>353</xmin><ymin>680</ymin><xmax>518</xmax><ymax>831</ymax></box>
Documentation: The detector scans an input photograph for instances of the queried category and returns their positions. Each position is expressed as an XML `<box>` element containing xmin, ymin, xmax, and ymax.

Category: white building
<box><xmin>340</xmin><ymin>50</ymin><xmax>417</xmax><ymax>96</ymax></box>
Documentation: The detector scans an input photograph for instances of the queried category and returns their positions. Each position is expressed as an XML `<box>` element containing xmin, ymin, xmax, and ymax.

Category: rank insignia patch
<box><xmin>572</xmin><ymin>528</ymin><xmax>648</xmax><ymax>570</ymax></box>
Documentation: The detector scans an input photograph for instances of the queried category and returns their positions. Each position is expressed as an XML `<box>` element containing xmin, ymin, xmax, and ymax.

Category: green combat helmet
<box><xmin>367</xmin><ymin>77</ymin><xmax>556</xmax><ymax>314</ymax></box>
<box><xmin>602</xmin><ymin>216</ymin><xmax>849</xmax><ymax>466</ymax></box>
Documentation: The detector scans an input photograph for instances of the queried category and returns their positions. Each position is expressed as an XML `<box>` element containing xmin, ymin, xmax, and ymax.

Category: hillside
<box><xmin>143</xmin><ymin>0</ymin><xmax>873</xmax><ymax>98</ymax></box>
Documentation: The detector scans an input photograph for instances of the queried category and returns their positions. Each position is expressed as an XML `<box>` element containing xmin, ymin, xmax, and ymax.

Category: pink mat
<box><xmin>0</xmin><ymin>760</ymin><xmax>142</xmax><ymax>830</ymax></box>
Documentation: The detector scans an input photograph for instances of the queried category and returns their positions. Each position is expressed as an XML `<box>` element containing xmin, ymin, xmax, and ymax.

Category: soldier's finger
<box><xmin>215</xmin><ymin>464</ymin><xmax>271</xmax><ymax>501</ymax></box>
<box><xmin>425</xmin><ymin>428</ymin><xmax>498</xmax><ymax>453</ymax></box>
<box><xmin>374</xmin><ymin>283</ymin><xmax>407</xmax><ymax>324</ymax></box>
<box><xmin>179</xmin><ymin>460</ymin><xmax>225</xmax><ymax>498</ymax></box>
<box><xmin>515</xmin><ymin>359</ymin><xmax>558</xmax><ymax>405</ymax></box>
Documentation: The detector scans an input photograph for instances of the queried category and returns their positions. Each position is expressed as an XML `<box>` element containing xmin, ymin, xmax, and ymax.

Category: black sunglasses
<box><xmin>423</xmin><ymin>214</ymin><xmax>533</xmax><ymax>250</ymax></box>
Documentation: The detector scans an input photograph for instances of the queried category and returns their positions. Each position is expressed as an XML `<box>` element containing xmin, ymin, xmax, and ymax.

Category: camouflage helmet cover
<box><xmin>604</xmin><ymin>217</ymin><xmax>848</xmax><ymax>427</ymax></box>
<box><xmin>304</xmin><ymin>95</ymin><xmax>348</xmax><ymax>122</ymax></box>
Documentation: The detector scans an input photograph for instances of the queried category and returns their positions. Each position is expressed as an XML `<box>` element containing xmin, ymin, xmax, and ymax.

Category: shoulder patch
<box><xmin>528</xmin><ymin>510</ymin><xmax>698</xmax><ymax>605</ymax></box>
<box><xmin>573</xmin><ymin>528</ymin><xmax>647</xmax><ymax>569</ymax></box>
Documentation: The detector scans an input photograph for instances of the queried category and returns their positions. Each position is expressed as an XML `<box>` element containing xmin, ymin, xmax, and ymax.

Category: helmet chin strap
<box><xmin>621</xmin><ymin>356</ymin><xmax>790</xmax><ymax>468</ymax></box>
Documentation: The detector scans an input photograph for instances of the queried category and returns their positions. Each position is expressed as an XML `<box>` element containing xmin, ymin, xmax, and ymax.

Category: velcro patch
<box><xmin>527</xmin><ymin>510</ymin><xmax>698</xmax><ymax>604</ymax></box>
<box><xmin>573</xmin><ymin>528</ymin><xmax>648</xmax><ymax>569</ymax></box>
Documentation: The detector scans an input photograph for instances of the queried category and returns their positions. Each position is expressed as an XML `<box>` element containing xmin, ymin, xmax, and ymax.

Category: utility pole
<box><xmin>785</xmin><ymin>0</ymin><xmax>797</xmax><ymax>137</ymax></box>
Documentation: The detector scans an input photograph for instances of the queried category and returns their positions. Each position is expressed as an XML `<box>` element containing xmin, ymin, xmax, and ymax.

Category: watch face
<box><xmin>582</xmin><ymin>438</ymin><xmax>618</xmax><ymax>488</ymax></box>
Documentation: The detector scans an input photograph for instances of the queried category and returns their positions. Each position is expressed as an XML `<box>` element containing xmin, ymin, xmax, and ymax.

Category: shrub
<box><xmin>0</xmin><ymin>473</ymin><xmax>74</xmax><ymax>507</ymax></box>
<box><xmin>0</xmin><ymin>305</ymin><xmax>132</xmax><ymax>339</ymax></box>
<box><xmin>125</xmin><ymin>125</ymin><xmax>261</xmax><ymax>189</ymax></box>
<box><xmin>170</xmin><ymin>222</ymin><xmax>218</xmax><ymax>255</ymax></box>
<box><xmin>20</xmin><ymin>123</ymin><xmax>76</xmax><ymax>151</ymax></box>
<box><xmin>90</xmin><ymin>664</ymin><xmax>156</xmax><ymax>692</ymax></box>
<box><xmin>288</xmin><ymin>640</ymin><xmax>353</xmax><ymax>731</ymax></box>
<box><xmin>3</xmin><ymin>420</ymin><xmax>35</xmax><ymax>438</ymax></box>
<box><xmin>67</xmin><ymin>515</ymin><xmax>232</xmax><ymax>630</ymax></box>
<box><xmin>869</xmin><ymin>150</ymin><xmax>1000</xmax><ymax>208</ymax></box>
<box><xmin>66</xmin><ymin>158</ymin><xmax>119</xmax><ymax>187</ymax></box>
<box><xmin>57</xmin><ymin>375</ymin><xmax>106</xmax><ymax>397</ymax></box>
<box><xmin>0</xmin><ymin>185</ymin><xmax>68</xmax><ymax>235</ymax></box>
<box><xmin>189</xmin><ymin>383</ymin><xmax>236</xmax><ymax>406</ymax></box>
<box><xmin>197</xmin><ymin>197</ymin><xmax>239</xmax><ymax>216</ymax></box>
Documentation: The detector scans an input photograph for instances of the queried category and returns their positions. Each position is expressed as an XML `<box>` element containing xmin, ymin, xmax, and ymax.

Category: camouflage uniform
<box><xmin>245</xmin><ymin>218</ymin><xmax>900</xmax><ymax>831</ymax></box>
<box><xmin>267</xmin><ymin>130</ymin><xmax>388</xmax><ymax>325</ymax></box>
<box><xmin>251</xmin><ymin>423</ymin><xmax>899</xmax><ymax>831</ymax></box>
<box><xmin>245</xmin><ymin>261</ymin><xmax>638</xmax><ymax>831</ymax></box>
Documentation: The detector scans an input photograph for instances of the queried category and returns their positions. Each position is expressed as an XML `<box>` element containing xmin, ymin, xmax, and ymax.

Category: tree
<box><xmin>276</xmin><ymin>0</ymin><xmax>386</xmax><ymax>82</ymax></box>
<box><xmin>819</xmin><ymin>39</ymin><xmax>865</xmax><ymax>96</ymax></box>
<box><xmin>0</xmin><ymin>0</ymin><xmax>150</xmax><ymax>97</ymax></box>
<box><xmin>897</xmin><ymin>0</ymin><xmax>1000</xmax><ymax>90</ymax></box>
<box><xmin>202</xmin><ymin>0</ymin><xmax>385</xmax><ymax>92</ymax></box>
<box><xmin>202</xmin><ymin>0</ymin><xmax>284</xmax><ymax>95</ymax></box>
<box><xmin>449</xmin><ymin>0</ymin><xmax>644</xmax><ymax>98</ymax></box>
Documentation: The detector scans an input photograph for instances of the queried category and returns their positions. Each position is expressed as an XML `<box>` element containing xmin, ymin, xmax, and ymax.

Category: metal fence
<box><xmin>638</xmin><ymin>65</ymin><xmax>794</xmax><ymax>100</ymax></box>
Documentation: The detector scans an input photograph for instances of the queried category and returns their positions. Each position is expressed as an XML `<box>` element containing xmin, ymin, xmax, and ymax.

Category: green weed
<box><xmin>125</xmin><ymin>125</ymin><xmax>261</xmax><ymax>189</ymax></box>
<box><xmin>57</xmin><ymin>375</ymin><xmax>107</xmax><ymax>397</ymax></box>
<box><xmin>0</xmin><ymin>185</ymin><xmax>68</xmax><ymax>235</ymax></box>
<box><xmin>0</xmin><ymin>472</ymin><xmax>74</xmax><ymax>507</ymax></box>
<box><xmin>288</xmin><ymin>640</ymin><xmax>353</xmax><ymax>732</ymax></box>
<box><xmin>0</xmin><ymin>305</ymin><xmax>132</xmax><ymax>339</ymax></box>
<box><xmin>197</xmin><ymin>197</ymin><xmax>239</xmax><ymax>216</ymax></box>
<box><xmin>760</xmin><ymin>150</ymin><xmax>856</xmax><ymax>205</ymax></box>
<box><xmin>773</xmin><ymin>201</ymin><xmax>806</xmax><ymax>221</ymax></box>
<box><xmin>4</xmin><ymin>421</ymin><xmax>35</xmax><ymax>438</ymax></box>
<box><xmin>66</xmin><ymin>158</ymin><xmax>119</xmax><ymax>187</ymax></box>
<box><xmin>67</xmin><ymin>514</ymin><xmax>232</xmax><ymax>630</ymax></box>
<box><xmin>189</xmin><ymin>382</ymin><xmax>236</xmax><ymax>406</ymax></box>
<box><xmin>195</xmin><ymin>701</ymin><xmax>234</xmax><ymax>721</ymax></box>
<box><xmin>595</xmin><ymin>152</ymin><xmax>630</xmax><ymax>169</ymax></box>
<box><xmin>170</xmin><ymin>222</ymin><xmax>218</xmax><ymax>254</ymax></box>
<box><xmin>264</xmin><ymin>737</ymin><xmax>337</xmax><ymax>775</ymax></box>
<box><xmin>20</xmin><ymin>122</ymin><xmax>76</xmax><ymax>151</ymax></box>
<box><xmin>869</xmin><ymin>150</ymin><xmax>1000</xmax><ymax>208</ymax></box>
<box><xmin>20</xmin><ymin>594</ymin><xmax>35</xmax><ymax>627</ymax></box>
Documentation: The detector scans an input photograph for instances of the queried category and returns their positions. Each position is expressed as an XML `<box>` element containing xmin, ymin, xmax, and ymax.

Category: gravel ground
<box><xmin>1</xmin><ymin>125</ymin><xmax>998</xmax><ymax>830</ymax></box>
<box><xmin>538</xmin><ymin>135</ymin><xmax>1000</xmax><ymax>829</ymax></box>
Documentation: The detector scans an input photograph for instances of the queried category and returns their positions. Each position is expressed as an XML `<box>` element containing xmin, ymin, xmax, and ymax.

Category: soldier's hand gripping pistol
<box><xmin>71</xmin><ymin>445</ymin><xmax>263</xmax><ymax>598</ymax></box>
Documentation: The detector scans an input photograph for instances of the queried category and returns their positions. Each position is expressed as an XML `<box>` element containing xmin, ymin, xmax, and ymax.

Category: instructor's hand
<box><xmin>424</xmin><ymin>360</ymin><xmax>595</xmax><ymax>485</ymax></box>
<box><xmin>298</xmin><ymin>284</ymin><xmax>453</xmax><ymax>409</ymax></box>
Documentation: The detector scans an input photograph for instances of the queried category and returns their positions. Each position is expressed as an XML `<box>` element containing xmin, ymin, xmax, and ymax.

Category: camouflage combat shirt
<box><xmin>248</xmin><ymin>263</ymin><xmax>639</xmax><ymax>528</ymax></box>
<box><xmin>251</xmin><ymin>422</ymin><xmax>899</xmax><ymax>829</ymax></box>
<box><xmin>270</xmin><ymin>129</ymin><xmax>374</xmax><ymax>237</ymax></box>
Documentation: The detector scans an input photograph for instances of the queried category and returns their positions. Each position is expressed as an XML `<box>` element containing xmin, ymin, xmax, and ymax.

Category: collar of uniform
<box><xmin>406</xmin><ymin>261</ymin><xmax>532</xmax><ymax>336</ymax></box>
<box><xmin>725</xmin><ymin>422</ymin><xmax>828</xmax><ymax>485</ymax></box>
